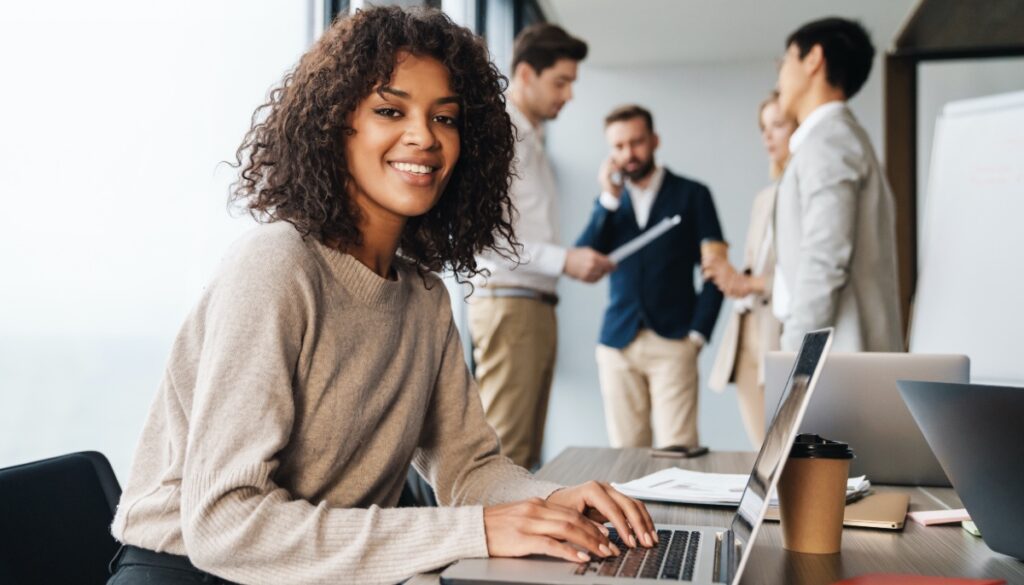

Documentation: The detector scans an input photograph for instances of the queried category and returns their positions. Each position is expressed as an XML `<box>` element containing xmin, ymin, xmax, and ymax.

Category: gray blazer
<box><xmin>774</xmin><ymin>105</ymin><xmax>903</xmax><ymax>352</ymax></box>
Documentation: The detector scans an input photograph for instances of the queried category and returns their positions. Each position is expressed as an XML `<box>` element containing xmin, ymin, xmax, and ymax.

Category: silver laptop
<box><xmin>441</xmin><ymin>328</ymin><xmax>834</xmax><ymax>585</ymax></box>
<box><xmin>764</xmin><ymin>352</ymin><xmax>968</xmax><ymax>486</ymax></box>
<box><xmin>898</xmin><ymin>380</ymin><xmax>1024</xmax><ymax>560</ymax></box>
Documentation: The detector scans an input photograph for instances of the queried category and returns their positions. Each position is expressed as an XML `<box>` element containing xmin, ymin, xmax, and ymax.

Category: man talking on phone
<box><xmin>576</xmin><ymin>104</ymin><xmax>725</xmax><ymax>449</ymax></box>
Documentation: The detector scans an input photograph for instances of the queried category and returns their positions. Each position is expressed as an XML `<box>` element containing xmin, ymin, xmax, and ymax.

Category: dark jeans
<box><xmin>107</xmin><ymin>545</ymin><xmax>237</xmax><ymax>585</ymax></box>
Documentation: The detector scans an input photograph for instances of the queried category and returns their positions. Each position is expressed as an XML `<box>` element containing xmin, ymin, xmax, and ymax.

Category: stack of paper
<box><xmin>612</xmin><ymin>467</ymin><xmax>870</xmax><ymax>507</ymax></box>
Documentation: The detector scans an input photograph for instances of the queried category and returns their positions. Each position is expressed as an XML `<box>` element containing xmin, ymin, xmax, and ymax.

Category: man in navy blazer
<box><xmin>577</xmin><ymin>104</ymin><xmax>724</xmax><ymax>448</ymax></box>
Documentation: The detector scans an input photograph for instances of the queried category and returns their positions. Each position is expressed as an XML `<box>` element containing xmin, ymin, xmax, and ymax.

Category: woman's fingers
<box><xmin>531</xmin><ymin>517</ymin><xmax>613</xmax><ymax>559</ymax></box>
<box><xmin>483</xmin><ymin>488</ymin><xmax>658</xmax><ymax>564</ymax></box>
<box><xmin>575</xmin><ymin>482</ymin><xmax>642</xmax><ymax>548</ymax></box>
<box><xmin>531</xmin><ymin>535</ymin><xmax>592</xmax><ymax>564</ymax></box>
<box><xmin>606</xmin><ymin>486</ymin><xmax>657</xmax><ymax>545</ymax></box>
<box><xmin>581</xmin><ymin>482</ymin><xmax>657</xmax><ymax>547</ymax></box>
<box><xmin>537</xmin><ymin>501</ymin><xmax>618</xmax><ymax>556</ymax></box>
<box><xmin>484</xmin><ymin>498</ymin><xmax>619</xmax><ymax>563</ymax></box>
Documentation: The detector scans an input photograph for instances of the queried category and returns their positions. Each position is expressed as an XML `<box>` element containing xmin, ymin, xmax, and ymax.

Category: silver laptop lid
<box><xmin>728</xmin><ymin>328</ymin><xmax>834</xmax><ymax>584</ymax></box>
<box><xmin>763</xmin><ymin>352</ymin><xmax>968</xmax><ymax>486</ymax></box>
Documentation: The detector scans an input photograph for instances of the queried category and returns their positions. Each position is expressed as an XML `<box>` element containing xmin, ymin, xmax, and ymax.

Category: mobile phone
<box><xmin>610</xmin><ymin>170</ymin><xmax>623</xmax><ymax>188</ymax></box>
<box><xmin>649</xmin><ymin>445</ymin><xmax>709</xmax><ymax>458</ymax></box>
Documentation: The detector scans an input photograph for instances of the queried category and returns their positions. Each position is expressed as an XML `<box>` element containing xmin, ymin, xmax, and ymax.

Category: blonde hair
<box><xmin>759</xmin><ymin>91</ymin><xmax>793</xmax><ymax>180</ymax></box>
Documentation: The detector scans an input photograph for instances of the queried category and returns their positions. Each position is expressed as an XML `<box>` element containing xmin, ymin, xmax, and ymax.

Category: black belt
<box><xmin>474</xmin><ymin>286</ymin><xmax>559</xmax><ymax>306</ymax></box>
<box><xmin>110</xmin><ymin>545</ymin><xmax>236</xmax><ymax>584</ymax></box>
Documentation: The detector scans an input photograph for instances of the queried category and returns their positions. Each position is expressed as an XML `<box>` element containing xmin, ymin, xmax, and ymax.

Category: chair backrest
<box><xmin>0</xmin><ymin>451</ymin><xmax>122</xmax><ymax>585</ymax></box>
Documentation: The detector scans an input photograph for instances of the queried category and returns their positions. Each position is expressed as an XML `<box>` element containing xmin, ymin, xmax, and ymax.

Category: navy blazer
<box><xmin>576</xmin><ymin>168</ymin><xmax>724</xmax><ymax>349</ymax></box>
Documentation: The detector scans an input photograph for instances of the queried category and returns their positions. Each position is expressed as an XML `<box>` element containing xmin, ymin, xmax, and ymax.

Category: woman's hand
<box><xmin>483</xmin><ymin>497</ymin><xmax>620</xmax><ymax>563</ymax></box>
<box><xmin>547</xmin><ymin>481</ymin><xmax>657</xmax><ymax>549</ymax></box>
<box><xmin>703</xmin><ymin>259</ymin><xmax>756</xmax><ymax>299</ymax></box>
<box><xmin>720</xmin><ymin>272</ymin><xmax>754</xmax><ymax>298</ymax></box>
<box><xmin>702</xmin><ymin>255</ymin><xmax>735</xmax><ymax>281</ymax></box>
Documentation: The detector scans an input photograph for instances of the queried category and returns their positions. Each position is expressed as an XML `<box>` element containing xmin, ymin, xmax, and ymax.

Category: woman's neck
<box><xmin>343</xmin><ymin>194</ymin><xmax>407</xmax><ymax>280</ymax></box>
<box><xmin>352</xmin><ymin>221</ymin><xmax>405</xmax><ymax>280</ymax></box>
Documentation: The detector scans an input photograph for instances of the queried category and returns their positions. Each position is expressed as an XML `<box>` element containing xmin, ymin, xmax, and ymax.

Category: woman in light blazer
<box><xmin>705</xmin><ymin>93</ymin><xmax>796</xmax><ymax>448</ymax></box>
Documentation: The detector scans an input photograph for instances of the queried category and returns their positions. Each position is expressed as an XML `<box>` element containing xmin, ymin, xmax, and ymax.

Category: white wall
<box><xmin>539</xmin><ymin>57</ymin><xmax>886</xmax><ymax>460</ymax></box>
<box><xmin>0</xmin><ymin>2</ymin><xmax>311</xmax><ymax>478</ymax></box>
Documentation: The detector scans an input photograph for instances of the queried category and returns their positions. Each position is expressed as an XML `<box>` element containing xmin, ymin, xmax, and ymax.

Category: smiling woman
<box><xmin>105</xmin><ymin>6</ymin><xmax>654</xmax><ymax>585</ymax></box>
<box><xmin>342</xmin><ymin>51</ymin><xmax>463</xmax><ymax>262</ymax></box>
<box><xmin>231</xmin><ymin>6</ymin><xmax>516</xmax><ymax>280</ymax></box>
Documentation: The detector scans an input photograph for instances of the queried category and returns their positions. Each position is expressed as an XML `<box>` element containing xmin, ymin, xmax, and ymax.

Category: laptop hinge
<box><xmin>713</xmin><ymin>530</ymin><xmax>736</xmax><ymax>584</ymax></box>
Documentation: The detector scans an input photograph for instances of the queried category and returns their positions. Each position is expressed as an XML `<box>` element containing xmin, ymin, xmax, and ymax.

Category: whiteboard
<box><xmin>910</xmin><ymin>90</ymin><xmax>1024</xmax><ymax>385</ymax></box>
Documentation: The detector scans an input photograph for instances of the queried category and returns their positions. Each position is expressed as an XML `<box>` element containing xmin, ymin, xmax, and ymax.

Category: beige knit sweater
<box><xmin>111</xmin><ymin>222</ymin><xmax>562</xmax><ymax>584</ymax></box>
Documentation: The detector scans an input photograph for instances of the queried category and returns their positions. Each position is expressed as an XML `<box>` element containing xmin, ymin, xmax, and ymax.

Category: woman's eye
<box><xmin>434</xmin><ymin>115</ymin><xmax>459</xmax><ymax>127</ymax></box>
<box><xmin>374</xmin><ymin>107</ymin><xmax>402</xmax><ymax>118</ymax></box>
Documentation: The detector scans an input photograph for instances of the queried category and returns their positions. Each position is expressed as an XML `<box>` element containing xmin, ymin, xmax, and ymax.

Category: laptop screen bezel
<box><xmin>727</xmin><ymin>328</ymin><xmax>834</xmax><ymax>584</ymax></box>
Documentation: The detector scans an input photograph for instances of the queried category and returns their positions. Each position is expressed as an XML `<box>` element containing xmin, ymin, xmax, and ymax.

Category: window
<box><xmin>0</xmin><ymin>2</ymin><xmax>313</xmax><ymax>476</ymax></box>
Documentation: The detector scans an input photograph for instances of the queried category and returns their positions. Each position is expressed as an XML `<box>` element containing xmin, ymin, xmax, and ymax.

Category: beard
<box><xmin>623</xmin><ymin>156</ymin><xmax>655</xmax><ymax>182</ymax></box>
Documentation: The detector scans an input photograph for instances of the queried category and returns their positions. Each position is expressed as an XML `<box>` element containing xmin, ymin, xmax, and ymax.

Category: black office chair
<box><xmin>0</xmin><ymin>451</ymin><xmax>122</xmax><ymax>585</ymax></box>
<box><xmin>398</xmin><ymin>466</ymin><xmax>438</xmax><ymax>508</ymax></box>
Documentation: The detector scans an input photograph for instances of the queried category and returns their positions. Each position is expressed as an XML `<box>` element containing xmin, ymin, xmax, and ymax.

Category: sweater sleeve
<box><xmin>413</xmin><ymin>302</ymin><xmax>563</xmax><ymax>506</ymax></box>
<box><xmin>177</xmin><ymin>245</ymin><xmax>503</xmax><ymax>585</ymax></box>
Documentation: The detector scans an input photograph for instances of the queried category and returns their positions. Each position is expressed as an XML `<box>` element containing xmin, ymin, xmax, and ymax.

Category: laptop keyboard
<box><xmin>573</xmin><ymin>527</ymin><xmax>701</xmax><ymax>581</ymax></box>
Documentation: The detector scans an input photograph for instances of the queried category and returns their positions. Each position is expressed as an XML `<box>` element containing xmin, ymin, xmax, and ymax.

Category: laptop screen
<box><xmin>728</xmin><ymin>328</ymin><xmax>833</xmax><ymax>579</ymax></box>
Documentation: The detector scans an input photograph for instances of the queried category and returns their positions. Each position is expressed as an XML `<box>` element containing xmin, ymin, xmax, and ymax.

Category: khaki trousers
<box><xmin>468</xmin><ymin>297</ymin><xmax>556</xmax><ymax>469</ymax></box>
<box><xmin>734</xmin><ymin>312</ymin><xmax>766</xmax><ymax>449</ymax></box>
<box><xmin>596</xmin><ymin>330</ymin><xmax>700</xmax><ymax>448</ymax></box>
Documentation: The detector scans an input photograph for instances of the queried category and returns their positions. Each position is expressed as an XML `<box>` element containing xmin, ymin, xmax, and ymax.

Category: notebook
<box><xmin>764</xmin><ymin>491</ymin><xmax>909</xmax><ymax>530</ymax></box>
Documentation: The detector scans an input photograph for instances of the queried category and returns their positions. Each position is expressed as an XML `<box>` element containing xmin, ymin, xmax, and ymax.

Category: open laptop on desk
<box><xmin>898</xmin><ymin>380</ymin><xmax>1024</xmax><ymax>560</ymax></box>
<box><xmin>441</xmin><ymin>328</ymin><xmax>834</xmax><ymax>585</ymax></box>
<box><xmin>765</xmin><ymin>352</ymin><xmax>969</xmax><ymax>486</ymax></box>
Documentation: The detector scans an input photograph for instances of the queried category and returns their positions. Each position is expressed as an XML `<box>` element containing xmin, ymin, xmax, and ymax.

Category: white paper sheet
<box><xmin>612</xmin><ymin>467</ymin><xmax>870</xmax><ymax>507</ymax></box>
<box><xmin>608</xmin><ymin>215</ymin><xmax>682</xmax><ymax>263</ymax></box>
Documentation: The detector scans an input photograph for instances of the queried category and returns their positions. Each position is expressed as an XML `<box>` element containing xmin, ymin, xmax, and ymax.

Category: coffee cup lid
<box><xmin>789</xmin><ymin>433</ymin><xmax>854</xmax><ymax>459</ymax></box>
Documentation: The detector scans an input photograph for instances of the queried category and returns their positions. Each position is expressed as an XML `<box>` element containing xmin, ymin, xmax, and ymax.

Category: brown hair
<box><xmin>511</xmin><ymin>23</ymin><xmax>588</xmax><ymax>74</ymax></box>
<box><xmin>230</xmin><ymin>6</ymin><xmax>518</xmax><ymax>280</ymax></box>
<box><xmin>604</xmin><ymin>104</ymin><xmax>654</xmax><ymax>133</ymax></box>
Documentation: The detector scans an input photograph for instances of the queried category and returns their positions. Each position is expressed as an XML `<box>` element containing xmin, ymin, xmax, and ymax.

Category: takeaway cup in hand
<box><xmin>777</xmin><ymin>434</ymin><xmax>854</xmax><ymax>554</ymax></box>
<box><xmin>699</xmin><ymin>239</ymin><xmax>729</xmax><ymax>269</ymax></box>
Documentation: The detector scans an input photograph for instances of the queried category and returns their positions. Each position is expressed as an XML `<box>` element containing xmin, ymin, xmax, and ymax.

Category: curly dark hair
<box><xmin>231</xmin><ymin>6</ymin><xmax>517</xmax><ymax>279</ymax></box>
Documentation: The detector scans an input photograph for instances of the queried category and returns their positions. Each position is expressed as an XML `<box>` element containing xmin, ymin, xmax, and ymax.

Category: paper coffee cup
<box><xmin>777</xmin><ymin>434</ymin><xmax>854</xmax><ymax>554</ymax></box>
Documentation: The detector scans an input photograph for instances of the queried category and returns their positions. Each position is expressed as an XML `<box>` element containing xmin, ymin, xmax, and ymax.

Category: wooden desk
<box><xmin>412</xmin><ymin>448</ymin><xmax>1024</xmax><ymax>584</ymax></box>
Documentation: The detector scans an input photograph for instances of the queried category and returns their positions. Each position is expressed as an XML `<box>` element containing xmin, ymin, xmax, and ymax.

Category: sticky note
<box><xmin>908</xmin><ymin>508</ymin><xmax>971</xmax><ymax>526</ymax></box>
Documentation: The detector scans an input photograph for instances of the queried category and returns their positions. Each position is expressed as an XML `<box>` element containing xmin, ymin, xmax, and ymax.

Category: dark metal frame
<box><xmin>884</xmin><ymin>47</ymin><xmax>1024</xmax><ymax>336</ymax></box>
<box><xmin>512</xmin><ymin>0</ymin><xmax>545</xmax><ymax>34</ymax></box>
<box><xmin>324</xmin><ymin>0</ymin><xmax>348</xmax><ymax>28</ymax></box>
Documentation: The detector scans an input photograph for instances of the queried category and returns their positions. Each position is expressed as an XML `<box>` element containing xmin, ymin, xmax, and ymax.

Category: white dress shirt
<box><xmin>598</xmin><ymin>165</ymin><xmax>665</xmax><ymax>229</ymax></box>
<box><xmin>473</xmin><ymin>101</ymin><xmax>566</xmax><ymax>294</ymax></box>
<box><xmin>772</xmin><ymin>100</ymin><xmax>846</xmax><ymax>322</ymax></box>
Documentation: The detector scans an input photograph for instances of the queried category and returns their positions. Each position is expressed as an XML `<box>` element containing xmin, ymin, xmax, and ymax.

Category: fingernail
<box><xmin>643</xmin><ymin>533</ymin><xmax>653</xmax><ymax>547</ymax></box>
<box><xmin>577</xmin><ymin>551</ymin><xmax>591</xmax><ymax>562</ymax></box>
<box><xmin>599</xmin><ymin>524</ymin><xmax>610</xmax><ymax>536</ymax></box>
<box><xmin>610</xmin><ymin>543</ymin><xmax>621</xmax><ymax>556</ymax></box>
<box><xmin>599</xmin><ymin>544</ymin><xmax>612</xmax><ymax>556</ymax></box>
<box><xmin>652</xmin><ymin>531</ymin><xmax>660</xmax><ymax>544</ymax></box>
<box><xmin>629</xmin><ymin>534</ymin><xmax>637</xmax><ymax>548</ymax></box>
